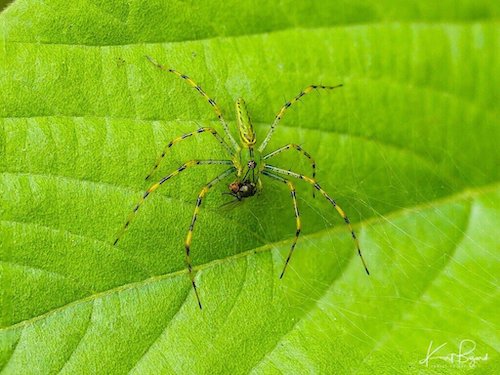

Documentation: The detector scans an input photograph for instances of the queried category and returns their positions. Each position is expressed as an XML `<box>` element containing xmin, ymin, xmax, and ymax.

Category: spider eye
<box><xmin>247</xmin><ymin>160</ymin><xmax>256</xmax><ymax>169</ymax></box>
<box><xmin>240</xmin><ymin>185</ymin><xmax>248</xmax><ymax>192</ymax></box>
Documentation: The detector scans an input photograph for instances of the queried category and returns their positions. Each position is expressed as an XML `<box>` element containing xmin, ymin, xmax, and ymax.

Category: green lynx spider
<box><xmin>114</xmin><ymin>56</ymin><xmax>370</xmax><ymax>309</ymax></box>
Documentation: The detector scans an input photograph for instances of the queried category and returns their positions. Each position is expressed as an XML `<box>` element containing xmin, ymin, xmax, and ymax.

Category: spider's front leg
<box><xmin>264</xmin><ymin>164</ymin><xmax>370</xmax><ymax>275</ymax></box>
<box><xmin>146</xmin><ymin>56</ymin><xmax>240</xmax><ymax>152</ymax></box>
<box><xmin>258</xmin><ymin>83</ymin><xmax>343</xmax><ymax>152</ymax></box>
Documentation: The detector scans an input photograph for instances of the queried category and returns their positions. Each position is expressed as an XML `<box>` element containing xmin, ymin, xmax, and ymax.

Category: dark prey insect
<box><xmin>114</xmin><ymin>56</ymin><xmax>370</xmax><ymax>309</ymax></box>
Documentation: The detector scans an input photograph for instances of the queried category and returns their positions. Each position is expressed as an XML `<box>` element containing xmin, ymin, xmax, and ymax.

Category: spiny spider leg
<box><xmin>263</xmin><ymin>143</ymin><xmax>317</xmax><ymax>198</ymax></box>
<box><xmin>185</xmin><ymin>167</ymin><xmax>236</xmax><ymax>309</ymax></box>
<box><xmin>262</xmin><ymin>170</ymin><xmax>301</xmax><ymax>279</ymax></box>
<box><xmin>146</xmin><ymin>56</ymin><xmax>240</xmax><ymax>152</ymax></box>
<box><xmin>145</xmin><ymin>127</ymin><xmax>235</xmax><ymax>181</ymax></box>
<box><xmin>264</xmin><ymin>164</ymin><xmax>370</xmax><ymax>275</ymax></box>
<box><xmin>113</xmin><ymin>159</ymin><xmax>232</xmax><ymax>246</ymax></box>
<box><xmin>259</xmin><ymin>84</ymin><xmax>343</xmax><ymax>152</ymax></box>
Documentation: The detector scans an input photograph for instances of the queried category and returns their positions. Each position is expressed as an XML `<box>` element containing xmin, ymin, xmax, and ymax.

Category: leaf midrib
<box><xmin>1</xmin><ymin>181</ymin><xmax>497</xmax><ymax>333</ymax></box>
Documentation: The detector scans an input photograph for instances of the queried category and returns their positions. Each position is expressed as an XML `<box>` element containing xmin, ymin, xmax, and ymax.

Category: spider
<box><xmin>114</xmin><ymin>56</ymin><xmax>370</xmax><ymax>309</ymax></box>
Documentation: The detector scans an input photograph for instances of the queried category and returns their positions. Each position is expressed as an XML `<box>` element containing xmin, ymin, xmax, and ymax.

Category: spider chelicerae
<box><xmin>114</xmin><ymin>56</ymin><xmax>370</xmax><ymax>309</ymax></box>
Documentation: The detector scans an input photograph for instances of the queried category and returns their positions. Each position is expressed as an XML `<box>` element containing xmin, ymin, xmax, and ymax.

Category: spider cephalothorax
<box><xmin>114</xmin><ymin>56</ymin><xmax>370</xmax><ymax>309</ymax></box>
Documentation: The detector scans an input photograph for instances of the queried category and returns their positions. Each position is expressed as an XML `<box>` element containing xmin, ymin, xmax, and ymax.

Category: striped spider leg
<box><xmin>146</xmin><ymin>55</ymin><xmax>240</xmax><ymax>152</ymax></box>
<box><xmin>263</xmin><ymin>164</ymin><xmax>370</xmax><ymax>276</ymax></box>
<box><xmin>185</xmin><ymin>167</ymin><xmax>236</xmax><ymax>309</ymax></box>
<box><xmin>261</xmin><ymin>170</ymin><xmax>301</xmax><ymax>278</ymax></box>
<box><xmin>144</xmin><ymin>127</ymin><xmax>235</xmax><ymax>181</ymax></box>
<box><xmin>113</xmin><ymin>160</ymin><xmax>233</xmax><ymax>247</ymax></box>
<box><xmin>258</xmin><ymin>83</ymin><xmax>343</xmax><ymax>153</ymax></box>
<box><xmin>263</xmin><ymin>144</ymin><xmax>317</xmax><ymax>197</ymax></box>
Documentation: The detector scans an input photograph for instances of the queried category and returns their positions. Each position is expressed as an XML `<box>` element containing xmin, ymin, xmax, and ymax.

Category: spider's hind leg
<box><xmin>264</xmin><ymin>164</ymin><xmax>370</xmax><ymax>275</ymax></box>
<box><xmin>113</xmin><ymin>159</ymin><xmax>232</xmax><ymax>246</ymax></box>
<box><xmin>185</xmin><ymin>167</ymin><xmax>236</xmax><ymax>309</ymax></box>
<box><xmin>262</xmin><ymin>170</ymin><xmax>301</xmax><ymax>279</ymax></box>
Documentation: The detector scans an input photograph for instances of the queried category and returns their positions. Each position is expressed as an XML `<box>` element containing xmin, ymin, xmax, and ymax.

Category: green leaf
<box><xmin>1</xmin><ymin>0</ymin><xmax>499</xmax><ymax>373</ymax></box>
